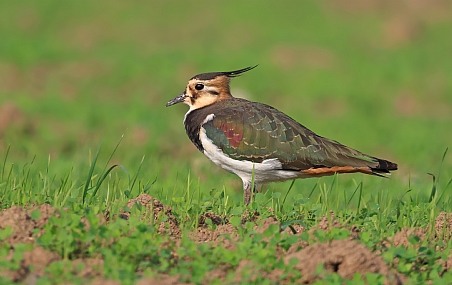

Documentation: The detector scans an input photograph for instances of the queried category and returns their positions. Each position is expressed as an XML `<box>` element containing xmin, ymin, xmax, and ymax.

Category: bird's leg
<box><xmin>244</xmin><ymin>181</ymin><xmax>251</xmax><ymax>206</ymax></box>
<box><xmin>251</xmin><ymin>183</ymin><xmax>258</xmax><ymax>203</ymax></box>
<box><xmin>243</xmin><ymin>181</ymin><xmax>257</xmax><ymax>206</ymax></box>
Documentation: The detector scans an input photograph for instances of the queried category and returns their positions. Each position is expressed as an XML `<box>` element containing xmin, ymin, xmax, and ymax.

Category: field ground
<box><xmin>1</xmin><ymin>1</ymin><xmax>452</xmax><ymax>284</ymax></box>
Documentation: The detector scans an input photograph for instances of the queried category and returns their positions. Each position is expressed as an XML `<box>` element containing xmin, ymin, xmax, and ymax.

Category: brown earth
<box><xmin>119</xmin><ymin>193</ymin><xmax>181</xmax><ymax>237</ymax></box>
<box><xmin>0</xmin><ymin>204</ymin><xmax>106</xmax><ymax>283</ymax></box>
<box><xmin>0</xmin><ymin>204</ymin><xmax>59</xmax><ymax>282</ymax></box>
<box><xmin>285</xmin><ymin>239</ymin><xmax>405</xmax><ymax>284</ymax></box>
<box><xmin>0</xmin><ymin>246</ymin><xmax>60</xmax><ymax>282</ymax></box>
<box><xmin>136</xmin><ymin>274</ymin><xmax>194</xmax><ymax>285</ymax></box>
<box><xmin>89</xmin><ymin>278</ymin><xmax>121</xmax><ymax>285</ymax></box>
<box><xmin>310</xmin><ymin>211</ymin><xmax>361</xmax><ymax>240</ymax></box>
<box><xmin>233</xmin><ymin>259</ymin><xmax>284</xmax><ymax>284</ymax></box>
<box><xmin>7</xmin><ymin>197</ymin><xmax>452</xmax><ymax>284</ymax></box>
<box><xmin>316</xmin><ymin>211</ymin><xmax>343</xmax><ymax>230</ymax></box>
<box><xmin>435</xmin><ymin>212</ymin><xmax>452</xmax><ymax>271</ymax></box>
<box><xmin>0</xmin><ymin>203</ymin><xmax>56</xmax><ymax>245</ymax></box>
<box><xmin>435</xmin><ymin>212</ymin><xmax>452</xmax><ymax>240</ymax></box>
<box><xmin>190</xmin><ymin>224</ymin><xmax>238</xmax><ymax>244</ymax></box>
<box><xmin>198</xmin><ymin>211</ymin><xmax>226</xmax><ymax>227</ymax></box>
<box><xmin>391</xmin><ymin>227</ymin><xmax>428</xmax><ymax>248</ymax></box>
<box><xmin>384</xmin><ymin>216</ymin><xmax>452</xmax><ymax>273</ymax></box>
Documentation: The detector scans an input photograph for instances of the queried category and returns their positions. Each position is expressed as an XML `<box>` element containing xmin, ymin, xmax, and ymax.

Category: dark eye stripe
<box><xmin>208</xmin><ymin>90</ymin><xmax>219</xmax><ymax>95</ymax></box>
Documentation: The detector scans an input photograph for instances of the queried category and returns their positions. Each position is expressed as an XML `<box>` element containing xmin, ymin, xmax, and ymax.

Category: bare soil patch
<box><xmin>198</xmin><ymin>211</ymin><xmax>226</xmax><ymax>227</ymax></box>
<box><xmin>72</xmin><ymin>258</ymin><xmax>105</xmax><ymax>278</ymax></box>
<box><xmin>435</xmin><ymin>212</ymin><xmax>452</xmax><ymax>271</ymax></box>
<box><xmin>285</xmin><ymin>239</ymin><xmax>404</xmax><ymax>284</ymax></box>
<box><xmin>0</xmin><ymin>204</ymin><xmax>107</xmax><ymax>283</ymax></box>
<box><xmin>136</xmin><ymin>274</ymin><xmax>193</xmax><ymax>285</ymax></box>
<box><xmin>89</xmin><ymin>278</ymin><xmax>121</xmax><ymax>285</ymax></box>
<box><xmin>120</xmin><ymin>194</ymin><xmax>181</xmax><ymax>237</ymax></box>
<box><xmin>0</xmin><ymin>204</ymin><xmax>56</xmax><ymax>245</ymax></box>
<box><xmin>0</xmin><ymin>246</ymin><xmax>60</xmax><ymax>282</ymax></box>
<box><xmin>189</xmin><ymin>224</ymin><xmax>239</xmax><ymax>248</ymax></box>
<box><xmin>392</xmin><ymin>227</ymin><xmax>428</xmax><ymax>248</ymax></box>
<box><xmin>315</xmin><ymin>211</ymin><xmax>343</xmax><ymax>231</ymax></box>
<box><xmin>0</xmin><ymin>198</ymin><xmax>433</xmax><ymax>284</ymax></box>
<box><xmin>234</xmin><ymin>259</ymin><xmax>284</xmax><ymax>284</ymax></box>
<box><xmin>435</xmin><ymin>212</ymin><xmax>452</xmax><ymax>239</ymax></box>
<box><xmin>310</xmin><ymin>211</ymin><xmax>360</xmax><ymax>240</ymax></box>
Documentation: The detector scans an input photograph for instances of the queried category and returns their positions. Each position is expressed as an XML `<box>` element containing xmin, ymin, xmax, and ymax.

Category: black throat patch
<box><xmin>184</xmin><ymin>105</ymin><xmax>217</xmax><ymax>152</ymax></box>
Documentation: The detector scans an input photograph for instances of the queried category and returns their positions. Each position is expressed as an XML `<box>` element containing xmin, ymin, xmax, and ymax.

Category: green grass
<box><xmin>1</xmin><ymin>1</ymin><xmax>452</xmax><ymax>284</ymax></box>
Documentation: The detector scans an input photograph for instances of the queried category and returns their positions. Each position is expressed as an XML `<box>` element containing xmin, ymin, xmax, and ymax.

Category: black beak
<box><xmin>166</xmin><ymin>93</ymin><xmax>186</xmax><ymax>107</ymax></box>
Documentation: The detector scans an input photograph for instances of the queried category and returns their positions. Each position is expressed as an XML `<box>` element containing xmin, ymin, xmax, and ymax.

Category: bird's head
<box><xmin>166</xmin><ymin>65</ymin><xmax>257</xmax><ymax>110</ymax></box>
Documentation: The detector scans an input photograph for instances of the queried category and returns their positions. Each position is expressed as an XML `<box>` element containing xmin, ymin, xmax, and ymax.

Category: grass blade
<box><xmin>90</xmin><ymin>164</ymin><xmax>119</xmax><ymax>201</ymax></box>
<box><xmin>82</xmin><ymin>141</ymin><xmax>104</xmax><ymax>204</ymax></box>
<box><xmin>282</xmin><ymin>180</ymin><xmax>296</xmax><ymax>208</ymax></box>
<box><xmin>1</xmin><ymin>144</ymin><xmax>10</xmax><ymax>182</ymax></box>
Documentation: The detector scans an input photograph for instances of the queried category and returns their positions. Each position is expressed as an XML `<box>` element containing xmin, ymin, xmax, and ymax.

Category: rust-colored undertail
<box><xmin>301</xmin><ymin>166</ymin><xmax>374</xmax><ymax>176</ymax></box>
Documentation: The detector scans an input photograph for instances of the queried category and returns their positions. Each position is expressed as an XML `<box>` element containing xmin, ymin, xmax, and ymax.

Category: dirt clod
<box><xmin>311</xmin><ymin>212</ymin><xmax>360</xmax><ymax>239</ymax></box>
<box><xmin>23</xmin><ymin>246</ymin><xmax>60</xmax><ymax>276</ymax></box>
<box><xmin>120</xmin><ymin>194</ymin><xmax>167</xmax><ymax>220</ymax></box>
<box><xmin>254</xmin><ymin>217</ymin><xmax>278</xmax><ymax>231</ymax></box>
<box><xmin>0</xmin><ymin>204</ymin><xmax>56</xmax><ymax>245</ymax></box>
<box><xmin>190</xmin><ymin>224</ymin><xmax>238</xmax><ymax>245</ymax></box>
<box><xmin>89</xmin><ymin>278</ymin><xmax>121</xmax><ymax>285</ymax></box>
<box><xmin>198</xmin><ymin>212</ymin><xmax>226</xmax><ymax>227</ymax></box>
<box><xmin>29</xmin><ymin>204</ymin><xmax>56</xmax><ymax>229</ymax></box>
<box><xmin>234</xmin><ymin>259</ymin><xmax>284</xmax><ymax>283</ymax></box>
<box><xmin>316</xmin><ymin>211</ymin><xmax>342</xmax><ymax>231</ymax></box>
<box><xmin>73</xmin><ymin>258</ymin><xmax>104</xmax><ymax>278</ymax></box>
<box><xmin>434</xmin><ymin>212</ymin><xmax>452</xmax><ymax>271</ymax></box>
<box><xmin>1</xmin><ymin>246</ymin><xmax>60</xmax><ymax>282</ymax></box>
<box><xmin>435</xmin><ymin>212</ymin><xmax>452</xmax><ymax>239</ymax></box>
<box><xmin>392</xmin><ymin>227</ymin><xmax>427</xmax><ymax>248</ymax></box>
<box><xmin>282</xmin><ymin>223</ymin><xmax>305</xmax><ymax>235</ymax></box>
<box><xmin>120</xmin><ymin>194</ymin><xmax>181</xmax><ymax>237</ymax></box>
<box><xmin>136</xmin><ymin>274</ymin><xmax>193</xmax><ymax>285</ymax></box>
<box><xmin>285</xmin><ymin>239</ymin><xmax>394</xmax><ymax>284</ymax></box>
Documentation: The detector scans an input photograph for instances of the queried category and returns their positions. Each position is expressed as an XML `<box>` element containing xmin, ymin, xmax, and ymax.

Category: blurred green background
<box><xmin>1</xmin><ymin>0</ymin><xmax>451</xmax><ymax>203</ymax></box>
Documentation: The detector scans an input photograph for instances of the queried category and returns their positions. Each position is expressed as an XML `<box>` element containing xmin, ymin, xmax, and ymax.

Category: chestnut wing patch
<box><xmin>213</xmin><ymin>121</ymin><xmax>243</xmax><ymax>148</ymax></box>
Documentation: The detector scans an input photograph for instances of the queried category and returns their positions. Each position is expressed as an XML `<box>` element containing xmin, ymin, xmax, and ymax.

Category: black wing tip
<box><xmin>371</xmin><ymin>158</ymin><xmax>398</xmax><ymax>177</ymax></box>
<box><xmin>377</xmin><ymin>159</ymin><xmax>398</xmax><ymax>171</ymax></box>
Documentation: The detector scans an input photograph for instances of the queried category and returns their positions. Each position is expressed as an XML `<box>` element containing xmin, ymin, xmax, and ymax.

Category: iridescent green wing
<box><xmin>202</xmin><ymin>101</ymin><xmax>380</xmax><ymax>170</ymax></box>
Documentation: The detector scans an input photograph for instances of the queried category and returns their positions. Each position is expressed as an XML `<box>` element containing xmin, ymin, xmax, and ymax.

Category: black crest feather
<box><xmin>191</xmin><ymin>65</ymin><xmax>258</xmax><ymax>81</ymax></box>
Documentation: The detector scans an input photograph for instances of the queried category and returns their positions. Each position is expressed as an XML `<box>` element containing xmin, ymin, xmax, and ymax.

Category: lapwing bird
<box><xmin>166</xmin><ymin>66</ymin><xmax>397</xmax><ymax>205</ymax></box>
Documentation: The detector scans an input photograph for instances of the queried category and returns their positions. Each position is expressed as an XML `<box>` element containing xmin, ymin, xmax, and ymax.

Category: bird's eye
<box><xmin>195</xmin><ymin>83</ymin><xmax>204</xmax><ymax>90</ymax></box>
